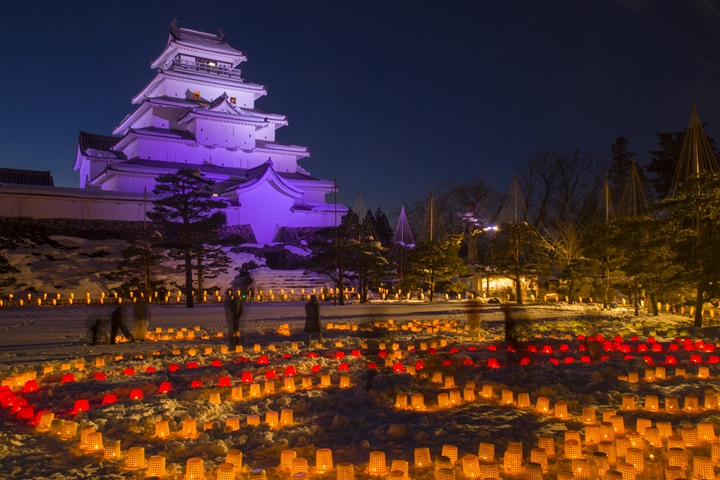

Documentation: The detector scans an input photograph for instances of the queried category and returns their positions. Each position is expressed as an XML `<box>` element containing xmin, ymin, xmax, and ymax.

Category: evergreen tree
<box><xmin>486</xmin><ymin>222</ymin><xmax>542</xmax><ymax>304</ymax></box>
<box><xmin>112</xmin><ymin>227</ymin><xmax>166</xmax><ymax>296</ymax></box>
<box><xmin>608</xmin><ymin>136</ymin><xmax>636</xmax><ymax>206</ymax></box>
<box><xmin>148</xmin><ymin>169</ymin><xmax>227</xmax><ymax>308</ymax></box>
<box><xmin>404</xmin><ymin>236</ymin><xmax>465</xmax><ymax>301</ymax></box>
<box><xmin>373</xmin><ymin>207</ymin><xmax>394</xmax><ymax>245</ymax></box>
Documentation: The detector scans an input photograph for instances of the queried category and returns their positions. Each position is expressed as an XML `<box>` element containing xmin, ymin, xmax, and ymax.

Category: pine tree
<box><xmin>608</xmin><ymin>136</ymin><xmax>636</xmax><ymax>206</ymax></box>
<box><xmin>148</xmin><ymin>169</ymin><xmax>227</xmax><ymax>308</ymax></box>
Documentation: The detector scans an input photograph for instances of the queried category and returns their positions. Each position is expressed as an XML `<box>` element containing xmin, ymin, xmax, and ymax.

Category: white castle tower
<box><xmin>74</xmin><ymin>23</ymin><xmax>345</xmax><ymax>244</ymax></box>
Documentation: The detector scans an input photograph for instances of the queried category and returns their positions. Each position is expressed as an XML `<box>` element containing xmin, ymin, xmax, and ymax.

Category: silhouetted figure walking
<box><xmin>110</xmin><ymin>305</ymin><xmax>134</xmax><ymax>344</ymax></box>
<box><xmin>224</xmin><ymin>290</ymin><xmax>244</xmax><ymax>348</ymax></box>
<box><xmin>304</xmin><ymin>295</ymin><xmax>322</xmax><ymax>346</ymax></box>
<box><xmin>133</xmin><ymin>297</ymin><xmax>151</xmax><ymax>341</ymax></box>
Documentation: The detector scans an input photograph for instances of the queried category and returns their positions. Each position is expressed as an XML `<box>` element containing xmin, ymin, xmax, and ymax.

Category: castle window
<box><xmin>193</xmin><ymin>91</ymin><xmax>200</xmax><ymax>99</ymax></box>
<box><xmin>230</xmin><ymin>97</ymin><xmax>236</xmax><ymax>104</ymax></box>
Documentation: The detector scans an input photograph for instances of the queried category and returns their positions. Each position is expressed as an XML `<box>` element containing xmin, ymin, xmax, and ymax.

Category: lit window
<box><xmin>193</xmin><ymin>91</ymin><xmax>200</xmax><ymax>99</ymax></box>
<box><xmin>230</xmin><ymin>97</ymin><xmax>236</xmax><ymax>104</ymax></box>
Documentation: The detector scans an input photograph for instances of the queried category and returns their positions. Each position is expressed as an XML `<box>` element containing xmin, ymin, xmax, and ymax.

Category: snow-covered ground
<box><xmin>0</xmin><ymin>302</ymin><xmax>719</xmax><ymax>479</ymax></box>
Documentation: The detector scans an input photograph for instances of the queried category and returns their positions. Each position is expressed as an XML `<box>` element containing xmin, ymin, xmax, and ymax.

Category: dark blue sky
<box><xmin>2</xmin><ymin>1</ymin><xmax>719</xmax><ymax>214</ymax></box>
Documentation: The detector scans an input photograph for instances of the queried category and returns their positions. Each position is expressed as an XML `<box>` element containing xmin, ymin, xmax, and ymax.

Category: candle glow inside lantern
<box><xmin>249</xmin><ymin>383</ymin><xmax>261</xmax><ymax>397</ymax></box>
<box><xmin>625</xmin><ymin>447</ymin><xmax>644</xmax><ymax>473</ymax></box>
<box><xmin>414</xmin><ymin>447</ymin><xmax>432</xmax><ymax>468</ymax></box>
<box><xmin>667</xmin><ymin>447</ymin><xmax>687</xmax><ymax>468</ymax></box>
<box><xmin>645</xmin><ymin>395</ymin><xmax>659</xmax><ymax>410</ymax></box>
<box><xmin>437</xmin><ymin>392</ymin><xmax>450</xmax><ymax>408</ymax></box>
<box><xmin>554</xmin><ymin>401</ymin><xmax>568</xmax><ymax>419</ymax></box>
<box><xmin>704</xmin><ymin>393</ymin><xmax>718</xmax><ymax>409</ymax></box>
<box><xmin>622</xmin><ymin>395</ymin><xmax>636</xmax><ymax>410</ymax></box>
<box><xmin>530</xmin><ymin>448</ymin><xmax>548</xmax><ymax>473</ymax></box>
<box><xmin>411</xmin><ymin>393</ymin><xmax>425</xmax><ymax>410</ymax></box>
<box><xmin>226</xmin><ymin>449</ymin><xmax>242</xmax><ymax>471</ymax></box>
<box><xmin>572</xmin><ymin>459</ymin><xmax>590</xmax><ymax>479</ymax></box>
<box><xmin>667</xmin><ymin>435</ymin><xmax>685</xmax><ymax>450</ymax></box>
<box><xmin>518</xmin><ymin>392</ymin><xmax>531</xmax><ymax>408</ymax></box>
<box><xmin>266</xmin><ymin>411</ymin><xmax>279</xmax><ymax>428</ymax></box>
<box><xmin>147</xmin><ymin>455</ymin><xmax>165</xmax><ymax>477</ymax></box>
<box><xmin>217</xmin><ymin>463</ymin><xmax>236</xmax><ymax>480</ymax></box>
<box><xmin>284</xmin><ymin>377</ymin><xmax>296</xmax><ymax>391</ymax></box>
<box><xmin>656</xmin><ymin>421</ymin><xmax>672</xmax><ymax>439</ymax></box>
<box><xmin>591</xmin><ymin>451</ymin><xmax>609</xmax><ymax>477</ymax></box>
<box><xmin>86</xmin><ymin>431</ymin><xmax>103</xmax><ymax>452</ymax></box>
<box><xmin>665</xmin><ymin>396</ymin><xmax>679</xmax><ymax>411</ymax></box>
<box><xmin>681</xmin><ymin>425</ymin><xmax>700</xmax><ymax>447</ymax></box>
<box><xmin>225</xmin><ymin>417</ymin><xmax>240</xmax><ymax>431</ymax></box>
<box><xmin>664</xmin><ymin>465</ymin><xmax>684</xmax><ymax>480</ymax></box>
<box><xmin>479</xmin><ymin>460</ymin><xmax>500</xmax><ymax>479</ymax></box>
<box><xmin>185</xmin><ymin>457</ymin><xmax>205</xmax><ymax>480</ymax></box>
<box><xmin>316</xmin><ymin>448</ymin><xmax>334</xmax><ymax>472</ymax></box>
<box><xmin>434</xmin><ymin>455</ymin><xmax>453</xmax><ymax>477</ymax></box>
<box><xmin>538</xmin><ymin>436</ymin><xmax>556</xmax><ymax>457</ymax></box>
<box><xmin>321</xmin><ymin>374</ymin><xmax>332</xmax><ymax>387</ymax></box>
<box><xmin>280</xmin><ymin>408</ymin><xmax>293</xmax><ymax>426</ymax></box>
<box><xmin>182</xmin><ymin>418</ymin><xmax>197</xmax><ymax>438</ymax></box>
<box><xmin>684</xmin><ymin>395</ymin><xmax>699</xmax><ymax>412</ymax></box>
<box><xmin>564</xmin><ymin>439</ymin><xmax>582</xmax><ymax>459</ymax></box>
<box><xmin>481</xmin><ymin>384</ymin><xmax>493</xmax><ymax>399</ymax></box>
<box><xmin>524</xmin><ymin>461</ymin><xmax>543</xmax><ymax>480</ymax></box>
<box><xmin>340</xmin><ymin>375</ymin><xmax>351</xmax><ymax>388</ymax></box>
<box><xmin>609</xmin><ymin>415</ymin><xmax>625</xmax><ymax>434</ymax></box>
<box><xmin>37</xmin><ymin>411</ymin><xmax>54</xmax><ymax>432</ymax></box>
<box><xmin>247</xmin><ymin>414</ymin><xmax>260</xmax><ymax>426</ymax></box>
<box><xmin>125</xmin><ymin>446</ymin><xmax>145</xmax><ymax>469</ymax></box>
<box><xmin>231</xmin><ymin>386</ymin><xmax>243</xmax><ymax>401</ymax></box>
<box><xmin>697</xmin><ymin>422</ymin><xmax>716</xmax><ymax>442</ymax></box>
<box><xmin>536</xmin><ymin>397</ymin><xmax>550</xmax><ymax>413</ymax></box>
<box><xmin>503</xmin><ymin>447</ymin><xmax>523</xmax><ymax>474</ymax></box>
<box><xmin>209</xmin><ymin>392</ymin><xmax>221</xmax><ymax>405</ymax></box>
<box><xmin>692</xmin><ymin>455</ymin><xmax>714</xmax><ymax>480</ymax></box>
<box><xmin>616</xmin><ymin>461</ymin><xmax>637</xmax><ymax>480</ymax></box>
<box><xmin>644</xmin><ymin>427</ymin><xmax>661</xmax><ymax>447</ymax></box>
<box><xmin>292</xmin><ymin>457</ymin><xmax>309</xmax><ymax>475</ymax></box>
<box><xmin>441</xmin><ymin>444</ymin><xmax>458</xmax><ymax>463</ymax></box>
<box><xmin>585</xmin><ymin>424</ymin><xmax>600</xmax><ymax>444</ymax></box>
<box><xmin>463</xmin><ymin>387</ymin><xmax>475</xmax><ymax>402</ymax></box>
<box><xmin>368</xmin><ymin>451</ymin><xmax>387</xmax><ymax>475</ymax></box>
<box><xmin>598</xmin><ymin>441</ymin><xmax>617</xmax><ymax>465</ymax></box>
<box><xmin>581</xmin><ymin>407</ymin><xmax>596</xmax><ymax>424</ymax></box>
<box><xmin>337</xmin><ymin>462</ymin><xmax>355</xmax><ymax>480</ymax></box>
<box><xmin>281</xmin><ymin>449</ymin><xmax>297</xmax><ymax>471</ymax></box>
<box><xmin>59</xmin><ymin>420</ymin><xmax>78</xmax><ymax>441</ymax></box>
<box><xmin>103</xmin><ymin>440</ymin><xmax>120</xmax><ymax>460</ymax></box>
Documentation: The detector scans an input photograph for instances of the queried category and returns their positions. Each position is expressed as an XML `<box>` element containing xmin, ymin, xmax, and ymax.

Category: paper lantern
<box><xmin>564</xmin><ymin>430</ymin><xmax>581</xmax><ymax>444</ymax></box>
<box><xmin>264</xmin><ymin>380</ymin><xmax>275</xmax><ymax>394</ymax></box>
<box><xmin>585</xmin><ymin>424</ymin><xmax>600</xmax><ymax>444</ymax></box>
<box><xmin>231</xmin><ymin>386</ymin><xmax>243</xmax><ymax>401</ymax></box>
<box><xmin>292</xmin><ymin>457</ymin><xmax>309</xmax><ymax>475</ymax></box>
<box><xmin>185</xmin><ymin>457</ymin><xmax>205</xmax><ymax>480</ymax></box>
<box><xmin>625</xmin><ymin>447</ymin><xmax>643</xmax><ymax>473</ymax></box>
<box><xmin>665</xmin><ymin>396</ymin><xmax>679</xmax><ymax>411</ymax></box>
<box><xmin>125</xmin><ymin>446</ymin><xmax>145</xmax><ymax>469</ymax></box>
<box><xmin>656</xmin><ymin>421</ymin><xmax>672</xmax><ymax>439</ymax></box>
<box><xmin>667</xmin><ymin>435</ymin><xmax>685</xmax><ymax>450</ymax></box>
<box><xmin>224</xmin><ymin>449</ymin><xmax>242</xmax><ymax>472</ymax></box>
<box><xmin>698</xmin><ymin>422</ymin><xmax>716</xmax><ymax>442</ymax></box>
<box><xmin>247</xmin><ymin>414</ymin><xmax>260</xmax><ymax>426</ymax></box>
<box><xmin>693</xmin><ymin>455</ymin><xmax>714</xmax><ymax>480</ymax></box>
<box><xmin>604</xmin><ymin>470</ymin><xmax>623</xmax><ymax>480</ymax></box>
<box><xmin>223</xmin><ymin>417</ymin><xmax>239</xmax><ymax>432</ymax></box>
<box><xmin>337</xmin><ymin>462</ymin><xmax>355</xmax><ymax>480</ymax></box>
<box><xmin>664</xmin><ymin>465</ymin><xmax>684</xmax><ymax>480</ymax></box>
<box><xmin>554</xmin><ymin>401</ymin><xmax>568</xmax><ymax>419</ymax></box>
<box><xmin>711</xmin><ymin>443</ymin><xmax>720</xmax><ymax>463</ymax></box>
<box><xmin>129</xmin><ymin>389</ymin><xmax>143</xmax><ymax>400</ymax></box>
<box><xmin>103</xmin><ymin>439</ymin><xmax>120</xmax><ymax>460</ymax></box>
<box><xmin>622</xmin><ymin>395</ymin><xmax>635</xmax><ymax>410</ymax></box>
<box><xmin>37</xmin><ymin>411</ymin><xmax>54</xmax><ymax>432</ymax></box>
<box><xmin>265</xmin><ymin>411</ymin><xmax>279</xmax><ymax>428</ymax></box>
<box><xmin>280</xmin><ymin>408</ymin><xmax>293</xmax><ymax>426</ymax></box>
<box><xmin>463</xmin><ymin>387</ymin><xmax>475</xmax><ymax>402</ymax></box>
<box><xmin>302</xmin><ymin>376</ymin><xmax>313</xmax><ymax>389</ymax></box>
<box><xmin>316</xmin><ymin>448</ymin><xmax>334</xmax><ymax>472</ymax></box>
<box><xmin>414</xmin><ymin>447</ymin><xmax>432</xmax><ymax>468</ymax></box>
<box><xmin>208</xmin><ymin>392</ymin><xmax>221</xmax><ymax>405</ymax></box>
<box><xmin>644</xmin><ymin>427</ymin><xmax>661</xmax><ymax>447</ymax></box>
<box><xmin>529</xmin><ymin>448</ymin><xmax>547</xmax><ymax>473</ymax></box>
<box><xmin>436</xmin><ymin>467</ymin><xmax>455</xmax><ymax>480</ymax></box>
<box><xmin>684</xmin><ymin>395</ymin><xmax>699</xmax><ymax>412</ymax></box>
<box><xmin>704</xmin><ymin>393</ymin><xmax>718</xmax><ymax>409</ymax></box>
<box><xmin>524</xmin><ymin>461</ymin><xmax>543</xmax><ymax>480</ymax></box>
<box><xmin>60</xmin><ymin>420</ymin><xmax>78</xmax><ymax>440</ymax></box>
<box><xmin>480</xmin><ymin>384</ymin><xmax>493</xmax><ymax>399</ymax></box>
<box><xmin>598</xmin><ymin>441</ymin><xmax>616</xmax><ymax>465</ymax></box>
<box><xmin>667</xmin><ymin>447</ymin><xmax>687</xmax><ymax>468</ymax></box>
<box><xmin>479</xmin><ymin>460</ymin><xmax>500</xmax><ymax>479</ymax></box>
<box><xmin>537</xmin><ymin>436</ymin><xmax>556</xmax><ymax>457</ymax></box>
<box><xmin>564</xmin><ymin>439</ymin><xmax>581</xmax><ymax>459</ymax></box>
<box><xmin>153</xmin><ymin>420</ymin><xmax>170</xmax><ymax>438</ymax></box>
<box><xmin>654</xmin><ymin>366</ymin><xmax>666</xmax><ymax>379</ymax></box>
<box><xmin>581</xmin><ymin>407</ymin><xmax>596</xmax><ymax>424</ymax></box>
<box><xmin>339</xmin><ymin>375</ymin><xmax>351</xmax><ymax>388</ymax></box>
<box><xmin>437</xmin><ymin>392</ymin><xmax>450</xmax><ymax>408</ymax></box>
<box><xmin>321</xmin><ymin>374</ymin><xmax>331</xmax><ymax>387</ymax></box>
<box><xmin>411</xmin><ymin>393</ymin><xmax>425</xmax><ymax>410</ymax></box>
<box><xmin>536</xmin><ymin>397</ymin><xmax>550</xmax><ymax>414</ymax></box>
<box><xmin>368</xmin><ymin>451</ymin><xmax>386</xmax><ymax>475</ymax></box>
<box><xmin>503</xmin><ymin>447</ymin><xmax>523</xmax><ymax>475</ymax></box>
<box><xmin>182</xmin><ymin>418</ymin><xmax>197</xmax><ymax>438</ymax></box>
<box><xmin>86</xmin><ymin>431</ymin><xmax>103</xmax><ymax>452</ymax></box>
<box><xmin>644</xmin><ymin>455</ymin><xmax>662</xmax><ymax>480</ymax></box>
<box><xmin>280</xmin><ymin>449</ymin><xmax>297</xmax><ymax>471</ymax></box>
<box><xmin>500</xmin><ymin>389</ymin><xmax>514</xmax><ymax>405</ymax></box>
<box><xmin>146</xmin><ymin>455</ymin><xmax>165</xmax><ymax>478</ymax></box>
<box><xmin>441</xmin><ymin>444</ymin><xmax>458</xmax><ymax>464</ymax></box>
<box><xmin>249</xmin><ymin>383</ymin><xmax>261</xmax><ymax>397</ymax></box>
<box><xmin>217</xmin><ymin>463</ymin><xmax>236</xmax><ymax>480</ymax></box>
<box><xmin>616</xmin><ymin>462</ymin><xmax>636</xmax><ymax>480</ymax></box>
<box><xmin>609</xmin><ymin>415</ymin><xmax>624</xmax><ymax>434</ymax></box>
<box><xmin>591</xmin><ymin>451</ymin><xmax>609</xmax><ymax>477</ymax></box>
<box><xmin>434</xmin><ymin>455</ymin><xmax>453</xmax><ymax>478</ymax></box>
<box><xmin>572</xmin><ymin>459</ymin><xmax>590</xmax><ymax>479</ymax></box>
<box><xmin>627</xmin><ymin>372</ymin><xmax>639</xmax><ymax>383</ymax></box>
<box><xmin>395</xmin><ymin>394</ymin><xmax>408</xmax><ymax>409</ymax></box>
<box><xmin>681</xmin><ymin>425</ymin><xmax>700</xmax><ymax>447</ymax></box>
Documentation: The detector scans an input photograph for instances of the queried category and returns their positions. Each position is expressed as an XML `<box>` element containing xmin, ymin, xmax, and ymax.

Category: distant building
<box><xmin>1</xmin><ymin>23</ymin><xmax>346</xmax><ymax>244</ymax></box>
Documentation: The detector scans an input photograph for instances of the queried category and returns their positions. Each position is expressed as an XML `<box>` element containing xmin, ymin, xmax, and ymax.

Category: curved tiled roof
<box><xmin>0</xmin><ymin>167</ymin><xmax>54</xmax><ymax>186</ymax></box>
<box><xmin>77</xmin><ymin>131</ymin><xmax>126</xmax><ymax>159</ymax></box>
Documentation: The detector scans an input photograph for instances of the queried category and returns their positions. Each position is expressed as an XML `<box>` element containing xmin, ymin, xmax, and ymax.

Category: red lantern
<box><xmin>257</xmin><ymin>355</ymin><xmax>269</xmax><ymax>365</ymax></box>
<box><xmin>265</xmin><ymin>369</ymin><xmax>276</xmax><ymax>380</ymax></box>
<box><xmin>415</xmin><ymin>360</ymin><xmax>425</xmax><ymax>370</ymax></box>
<box><xmin>580</xmin><ymin>356</ymin><xmax>591</xmax><ymax>363</ymax></box>
<box><xmin>168</xmin><ymin>363</ymin><xmax>179</xmax><ymax>372</ymax></box>
<box><xmin>367</xmin><ymin>362</ymin><xmax>377</xmax><ymax>369</ymax></box>
<box><xmin>619</xmin><ymin>345</ymin><xmax>631</xmax><ymax>354</ymax></box>
<box><xmin>236</xmin><ymin>356</ymin><xmax>250</xmax><ymax>363</ymax></box>
<box><xmin>613</xmin><ymin>335</ymin><xmax>622</xmax><ymax>342</ymax></box>
<box><xmin>652</xmin><ymin>343</ymin><xmax>663</xmax><ymax>352</ymax></box>
<box><xmin>578</xmin><ymin>344</ymin><xmax>588</xmax><ymax>351</ymax></box>
<box><xmin>488</xmin><ymin>345</ymin><xmax>497</xmax><ymax>352</ymax></box>
<box><xmin>643</xmin><ymin>356</ymin><xmax>654</xmax><ymax>365</ymax></box>
<box><xmin>61</xmin><ymin>373</ymin><xmax>75</xmax><ymax>384</ymax></box>
<box><xmin>311</xmin><ymin>365</ymin><xmax>321</xmax><ymax>373</ymax></box>
<box><xmin>338</xmin><ymin>363</ymin><xmax>350</xmax><ymax>372</ymax></box>
<box><xmin>630</xmin><ymin>335</ymin><xmax>639</xmax><ymax>342</ymax></box>
<box><xmin>0</xmin><ymin>392</ymin><xmax>15</xmax><ymax>408</ymax></box>
<box><xmin>428</xmin><ymin>348</ymin><xmax>437</xmax><ymax>355</ymax></box>
<box><xmin>549</xmin><ymin>358</ymin><xmax>559</xmax><ymax>366</ymax></box>
<box><xmin>709</xmin><ymin>355</ymin><xmax>719</xmax><ymax>364</ymax></box>
<box><xmin>241</xmin><ymin>372</ymin><xmax>253</xmax><ymax>383</ymax></box>
<box><xmin>10</xmin><ymin>398</ymin><xmax>27</xmax><ymax>413</ymax></box>
<box><xmin>564</xmin><ymin>357</ymin><xmax>574</xmax><ymax>364</ymax></box>
<box><xmin>393</xmin><ymin>363</ymin><xmax>403</xmax><ymax>373</ymax></box>
<box><xmin>123</xmin><ymin>367</ymin><xmax>135</xmax><ymax>376</ymax></box>
<box><xmin>102</xmin><ymin>394</ymin><xmax>117</xmax><ymax>405</ymax></box>
<box><xmin>647</xmin><ymin>336</ymin><xmax>656</xmax><ymax>343</ymax></box>
<box><xmin>527</xmin><ymin>345</ymin><xmax>538</xmax><ymax>353</ymax></box>
<box><xmin>441</xmin><ymin>359</ymin><xmax>453</xmax><ymax>367</ymax></box>
<box><xmin>307</xmin><ymin>352</ymin><xmax>318</xmax><ymax>359</ymax></box>
<box><xmin>467</xmin><ymin>346</ymin><xmax>477</xmax><ymax>351</ymax></box>
<box><xmin>145</xmin><ymin>366</ymin><xmax>156</xmax><ymax>373</ymax></box>
<box><xmin>603</xmin><ymin>341</ymin><xmax>613</xmax><ymax>352</ymax></box>
<box><xmin>487</xmin><ymin>358</ymin><xmax>500</xmax><ymax>368</ymax></box>
<box><xmin>17</xmin><ymin>405</ymin><xmax>34</xmax><ymax>420</ymax></box>
<box><xmin>559</xmin><ymin>344</ymin><xmax>570</xmax><ymax>352</ymax></box>
<box><xmin>72</xmin><ymin>399</ymin><xmax>90</xmax><ymax>415</ymax></box>
<box><xmin>623</xmin><ymin>354</ymin><xmax>633</xmax><ymax>361</ymax></box>
<box><xmin>690</xmin><ymin>354</ymin><xmax>702</xmax><ymax>364</ymax></box>
<box><xmin>462</xmin><ymin>358</ymin><xmax>474</xmax><ymax>366</ymax></box>
<box><xmin>190</xmin><ymin>380</ymin><xmax>202</xmax><ymax>389</ymax></box>
<box><xmin>157</xmin><ymin>382</ymin><xmax>172</xmax><ymax>394</ymax></box>
<box><xmin>187</xmin><ymin>361</ymin><xmax>199</xmax><ymax>369</ymax></box>
<box><xmin>377</xmin><ymin>350</ymin><xmax>388</xmax><ymax>358</ymax></box>
<box><xmin>665</xmin><ymin>355</ymin><xmax>677</xmax><ymax>365</ymax></box>
<box><xmin>351</xmin><ymin>349</ymin><xmax>361</xmax><ymax>357</ymax></box>
<box><xmin>637</xmin><ymin>344</ymin><xmax>647</xmax><ymax>353</ymax></box>
<box><xmin>22</xmin><ymin>380</ymin><xmax>39</xmax><ymax>393</ymax></box>
<box><xmin>130</xmin><ymin>389</ymin><xmax>143</xmax><ymax>399</ymax></box>
<box><xmin>335</xmin><ymin>351</ymin><xmax>345</xmax><ymax>360</ymax></box>
<box><xmin>519</xmin><ymin>357</ymin><xmax>530</xmax><ymax>366</ymax></box>
<box><xmin>285</xmin><ymin>365</ymin><xmax>297</xmax><ymax>376</ymax></box>
<box><xmin>541</xmin><ymin>345</ymin><xmax>552</xmax><ymax>354</ymax></box>
<box><xmin>668</xmin><ymin>343</ymin><xmax>679</xmax><ymax>351</ymax></box>
<box><xmin>282</xmin><ymin>353</ymin><xmax>292</xmax><ymax>359</ymax></box>
<box><xmin>449</xmin><ymin>347</ymin><xmax>459</xmax><ymax>354</ymax></box>
<box><xmin>577</xmin><ymin>334</ymin><xmax>586</xmax><ymax>341</ymax></box>
<box><xmin>600</xmin><ymin>355</ymin><xmax>610</xmax><ymax>362</ymax></box>
<box><xmin>211</xmin><ymin>360</ymin><xmax>223</xmax><ymax>367</ymax></box>
<box><xmin>218</xmin><ymin>376</ymin><xmax>232</xmax><ymax>387</ymax></box>
<box><xmin>507</xmin><ymin>345</ymin><xmax>516</xmax><ymax>353</ymax></box>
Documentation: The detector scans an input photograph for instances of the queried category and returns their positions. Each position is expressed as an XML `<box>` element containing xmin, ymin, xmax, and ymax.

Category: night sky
<box><xmin>2</xmin><ymin>1</ymin><xmax>719</xmax><ymax>215</ymax></box>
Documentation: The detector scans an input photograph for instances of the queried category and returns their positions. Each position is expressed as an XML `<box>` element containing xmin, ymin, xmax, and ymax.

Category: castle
<box><xmin>0</xmin><ymin>24</ymin><xmax>345</xmax><ymax>244</ymax></box>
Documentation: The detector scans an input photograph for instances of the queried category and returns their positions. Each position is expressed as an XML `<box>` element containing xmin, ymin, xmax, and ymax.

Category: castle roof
<box><xmin>0</xmin><ymin>167</ymin><xmax>54</xmax><ymax>187</ymax></box>
<box><xmin>151</xmin><ymin>24</ymin><xmax>247</xmax><ymax>70</ymax></box>
<box><xmin>77</xmin><ymin>131</ymin><xmax>126</xmax><ymax>160</ymax></box>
